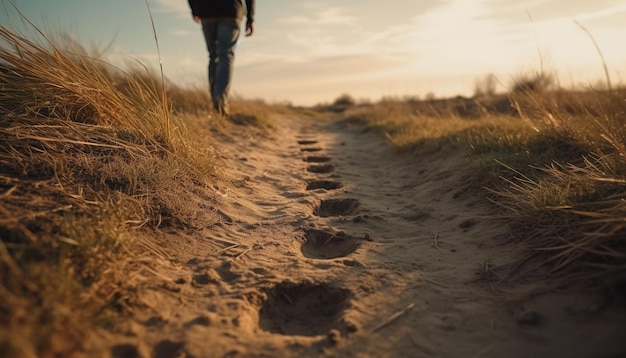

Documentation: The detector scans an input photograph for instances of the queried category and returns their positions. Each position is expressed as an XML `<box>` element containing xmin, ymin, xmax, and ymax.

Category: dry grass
<box><xmin>0</xmin><ymin>22</ymin><xmax>234</xmax><ymax>355</ymax></box>
<box><xmin>498</xmin><ymin>87</ymin><xmax>626</xmax><ymax>285</ymax></box>
<box><xmin>166</xmin><ymin>81</ymin><xmax>286</xmax><ymax>134</ymax></box>
<box><xmin>342</xmin><ymin>82</ymin><xmax>626</xmax><ymax>288</ymax></box>
<box><xmin>229</xmin><ymin>98</ymin><xmax>278</xmax><ymax>130</ymax></box>
<box><xmin>0</xmin><ymin>14</ymin><xmax>283</xmax><ymax>353</ymax></box>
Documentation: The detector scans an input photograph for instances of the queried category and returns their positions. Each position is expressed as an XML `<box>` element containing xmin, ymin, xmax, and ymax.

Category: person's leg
<box><xmin>213</xmin><ymin>18</ymin><xmax>241</xmax><ymax>116</ymax></box>
<box><xmin>200</xmin><ymin>18</ymin><xmax>218</xmax><ymax>108</ymax></box>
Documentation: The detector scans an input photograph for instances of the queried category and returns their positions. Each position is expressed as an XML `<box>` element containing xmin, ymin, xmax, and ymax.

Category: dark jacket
<box><xmin>188</xmin><ymin>0</ymin><xmax>254</xmax><ymax>23</ymax></box>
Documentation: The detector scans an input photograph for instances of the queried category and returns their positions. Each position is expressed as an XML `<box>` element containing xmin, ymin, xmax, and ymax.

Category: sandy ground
<box><xmin>104</xmin><ymin>115</ymin><xmax>626</xmax><ymax>358</ymax></box>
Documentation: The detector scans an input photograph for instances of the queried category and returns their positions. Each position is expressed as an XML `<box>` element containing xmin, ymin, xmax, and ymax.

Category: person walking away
<box><xmin>188</xmin><ymin>0</ymin><xmax>255</xmax><ymax>117</ymax></box>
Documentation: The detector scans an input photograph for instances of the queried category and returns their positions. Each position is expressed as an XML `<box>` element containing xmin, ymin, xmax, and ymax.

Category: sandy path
<box><xmin>107</xmin><ymin>115</ymin><xmax>625</xmax><ymax>358</ymax></box>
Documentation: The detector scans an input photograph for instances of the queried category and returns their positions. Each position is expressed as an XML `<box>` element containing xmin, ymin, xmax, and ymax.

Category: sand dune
<box><xmin>106</xmin><ymin>115</ymin><xmax>626</xmax><ymax>358</ymax></box>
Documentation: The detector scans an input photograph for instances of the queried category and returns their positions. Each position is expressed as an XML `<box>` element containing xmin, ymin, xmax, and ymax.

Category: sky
<box><xmin>1</xmin><ymin>0</ymin><xmax>625</xmax><ymax>105</ymax></box>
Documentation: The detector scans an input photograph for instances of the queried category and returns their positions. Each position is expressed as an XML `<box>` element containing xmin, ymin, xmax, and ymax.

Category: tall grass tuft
<box><xmin>0</xmin><ymin>22</ymin><xmax>216</xmax><ymax>355</ymax></box>
<box><xmin>499</xmin><ymin>86</ymin><xmax>626</xmax><ymax>285</ymax></box>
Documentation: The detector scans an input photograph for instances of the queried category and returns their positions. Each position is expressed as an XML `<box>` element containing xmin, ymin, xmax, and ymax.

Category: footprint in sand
<box><xmin>306</xmin><ymin>180</ymin><xmax>342</xmax><ymax>191</ymax></box>
<box><xmin>191</xmin><ymin>262</ymin><xmax>241</xmax><ymax>287</ymax></box>
<box><xmin>153</xmin><ymin>340</ymin><xmax>186</xmax><ymax>358</ymax></box>
<box><xmin>258</xmin><ymin>281</ymin><xmax>356</xmax><ymax>336</ymax></box>
<box><xmin>307</xmin><ymin>164</ymin><xmax>334</xmax><ymax>174</ymax></box>
<box><xmin>192</xmin><ymin>272</ymin><xmax>219</xmax><ymax>286</ymax></box>
<box><xmin>301</xmin><ymin>229</ymin><xmax>361</xmax><ymax>259</ymax></box>
<box><xmin>300</xmin><ymin>147</ymin><xmax>323</xmax><ymax>152</ymax></box>
<box><xmin>314</xmin><ymin>198</ymin><xmax>360</xmax><ymax>217</ymax></box>
<box><xmin>215</xmin><ymin>262</ymin><xmax>241</xmax><ymax>283</ymax></box>
<box><xmin>183</xmin><ymin>315</ymin><xmax>212</xmax><ymax>329</ymax></box>
<box><xmin>304</xmin><ymin>156</ymin><xmax>332</xmax><ymax>163</ymax></box>
<box><xmin>111</xmin><ymin>344</ymin><xmax>140</xmax><ymax>358</ymax></box>
<box><xmin>297</xmin><ymin>140</ymin><xmax>318</xmax><ymax>145</ymax></box>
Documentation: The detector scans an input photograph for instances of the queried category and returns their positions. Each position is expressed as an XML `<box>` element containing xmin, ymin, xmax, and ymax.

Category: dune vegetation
<box><xmin>0</xmin><ymin>23</ymin><xmax>279</xmax><ymax>355</ymax></box>
<box><xmin>0</xmin><ymin>21</ymin><xmax>625</xmax><ymax>357</ymax></box>
<box><xmin>339</xmin><ymin>80</ymin><xmax>626</xmax><ymax>285</ymax></box>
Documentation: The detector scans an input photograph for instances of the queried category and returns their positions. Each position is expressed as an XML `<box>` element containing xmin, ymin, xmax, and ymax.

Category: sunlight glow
<box><xmin>3</xmin><ymin>0</ymin><xmax>625</xmax><ymax>104</ymax></box>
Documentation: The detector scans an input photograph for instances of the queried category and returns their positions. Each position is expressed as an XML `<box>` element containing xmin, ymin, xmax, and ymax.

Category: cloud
<box><xmin>159</xmin><ymin>0</ymin><xmax>626</xmax><ymax>104</ymax></box>
<box><xmin>232</xmin><ymin>52</ymin><xmax>481</xmax><ymax>105</ymax></box>
<box><xmin>313</xmin><ymin>0</ymin><xmax>530</xmax><ymax>75</ymax></box>
<box><xmin>237</xmin><ymin>53</ymin><xmax>410</xmax><ymax>85</ymax></box>
<box><xmin>529</xmin><ymin>0</ymin><xmax>624</xmax><ymax>20</ymax></box>
<box><xmin>276</xmin><ymin>6</ymin><xmax>360</xmax><ymax>56</ymax></box>
<box><xmin>171</xmin><ymin>29</ymin><xmax>192</xmax><ymax>36</ymax></box>
<box><xmin>264</xmin><ymin>0</ymin><xmax>535</xmax><ymax>74</ymax></box>
<box><xmin>280</xmin><ymin>7</ymin><xmax>356</xmax><ymax>26</ymax></box>
<box><xmin>478</xmin><ymin>0</ymin><xmax>622</xmax><ymax>23</ymax></box>
<box><xmin>564</xmin><ymin>3</ymin><xmax>626</xmax><ymax>22</ymax></box>
<box><xmin>487</xmin><ymin>1</ymin><xmax>626</xmax><ymax>71</ymax></box>
<box><xmin>152</xmin><ymin>0</ymin><xmax>190</xmax><ymax>17</ymax></box>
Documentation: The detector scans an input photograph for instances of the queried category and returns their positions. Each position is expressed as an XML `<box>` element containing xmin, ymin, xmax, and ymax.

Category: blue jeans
<box><xmin>201</xmin><ymin>18</ymin><xmax>241</xmax><ymax>116</ymax></box>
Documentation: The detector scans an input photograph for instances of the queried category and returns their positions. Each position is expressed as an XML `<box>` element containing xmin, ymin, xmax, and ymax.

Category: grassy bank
<box><xmin>0</xmin><ymin>24</ymin><xmax>279</xmax><ymax>356</ymax></box>
<box><xmin>339</xmin><ymin>85</ymin><xmax>626</xmax><ymax>287</ymax></box>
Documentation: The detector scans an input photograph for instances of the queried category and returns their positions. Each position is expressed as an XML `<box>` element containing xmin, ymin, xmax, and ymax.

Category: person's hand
<box><xmin>245</xmin><ymin>21</ymin><xmax>254</xmax><ymax>36</ymax></box>
<box><xmin>193</xmin><ymin>16</ymin><xmax>201</xmax><ymax>24</ymax></box>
